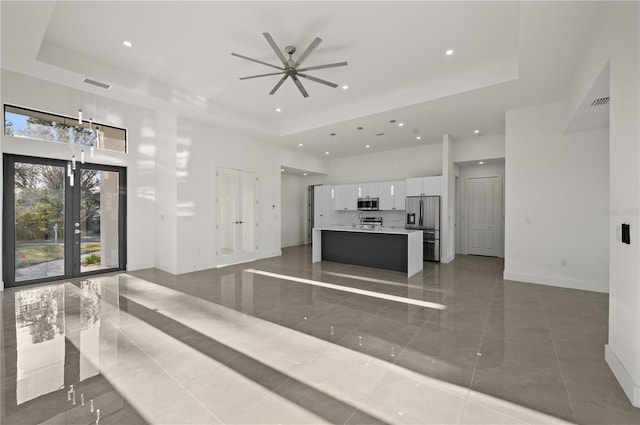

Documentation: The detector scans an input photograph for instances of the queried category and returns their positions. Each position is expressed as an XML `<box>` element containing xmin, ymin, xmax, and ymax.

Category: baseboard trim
<box><xmin>441</xmin><ymin>254</ymin><xmax>455</xmax><ymax>264</ymax></box>
<box><xmin>605</xmin><ymin>344</ymin><xmax>640</xmax><ymax>407</ymax></box>
<box><xmin>281</xmin><ymin>241</ymin><xmax>306</xmax><ymax>248</ymax></box>
<box><xmin>503</xmin><ymin>271</ymin><xmax>608</xmax><ymax>293</ymax></box>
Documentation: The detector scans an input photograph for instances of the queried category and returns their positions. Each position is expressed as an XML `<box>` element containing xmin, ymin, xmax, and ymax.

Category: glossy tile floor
<box><xmin>2</xmin><ymin>245</ymin><xmax>639</xmax><ymax>424</ymax></box>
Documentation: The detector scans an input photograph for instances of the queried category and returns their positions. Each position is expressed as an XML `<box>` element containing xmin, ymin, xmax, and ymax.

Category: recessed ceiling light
<box><xmin>398</xmin><ymin>122</ymin><xmax>404</xmax><ymax>127</ymax></box>
<box><xmin>298</xmin><ymin>143</ymin><xmax>303</xmax><ymax>147</ymax></box>
<box><xmin>281</xmin><ymin>168</ymin><xmax>285</xmax><ymax>172</ymax></box>
<box><xmin>276</xmin><ymin>108</ymin><xmax>281</xmax><ymax>112</ymax></box>
<box><xmin>474</xmin><ymin>129</ymin><xmax>480</xmax><ymax>134</ymax></box>
<box><xmin>446</xmin><ymin>49</ymin><xmax>454</xmax><ymax>56</ymax></box>
<box><xmin>325</xmin><ymin>151</ymin><xmax>330</xmax><ymax>155</ymax></box>
<box><xmin>342</xmin><ymin>85</ymin><xmax>349</xmax><ymax>90</ymax></box>
<box><xmin>479</xmin><ymin>161</ymin><xmax>484</xmax><ymax>165</ymax></box>
<box><xmin>303</xmin><ymin>173</ymin><xmax>307</xmax><ymax>176</ymax></box>
<box><xmin>123</xmin><ymin>41</ymin><xmax>133</xmax><ymax>47</ymax></box>
<box><xmin>365</xmin><ymin>144</ymin><xmax>371</xmax><ymax>148</ymax></box>
<box><xmin>416</xmin><ymin>136</ymin><xmax>421</xmax><ymax>140</ymax></box>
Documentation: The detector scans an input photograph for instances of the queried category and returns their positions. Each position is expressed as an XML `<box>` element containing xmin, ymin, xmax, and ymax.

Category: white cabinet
<box><xmin>406</xmin><ymin>176</ymin><xmax>441</xmax><ymax>196</ymax></box>
<box><xmin>378</xmin><ymin>180</ymin><xmax>407</xmax><ymax>210</ymax></box>
<box><xmin>334</xmin><ymin>184</ymin><xmax>358</xmax><ymax>210</ymax></box>
<box><xmin>393</xmin><ymin>180</ymin><xmax>407</xmax><ymax>210</ymax></box>
<box><xmin>357</xmin><ymin>182</ymin><xmax>379</xmax><ymax>198</ymax></box>
<box><xmin>314</xmin><ymin>185</ymin><xmax>335</xmax><ymax>227</ymax></box>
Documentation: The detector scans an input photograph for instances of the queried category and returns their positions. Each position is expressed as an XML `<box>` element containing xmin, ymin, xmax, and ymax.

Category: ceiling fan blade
<box><xmin>297</xmin><ymin>61</ymin><xmax>348</xmax><ymax>72</ymax></box>
<box><xmin>291</xmin><ymin>75</ymin><xmax>309</xmax><ymax>98</ymax></box>
<box><xmin>269</xmin><ymin>74</ymin><xmax>289</xmax><ymax>95</ymax></box>
<box><xmin>240</xmin><ymin>71</ymin><xmax>285</xmax><ymax>80</ymax></box>
<box><xmin>231</xmin><ymin>52</ymin><xmax>283</xmax><ymax>71</ymax></box>
<box><xmin>293</xmin><ymin>37</ymin><xmax>322</xmax><ymax>68</ymax></box>
<box><xmin>297</xmin><ymin>73</ymin><xmax>338</xmax><ymax>88</ymax></box>
<box><xmin>263</xmin><ymin>32</ymin><xmax>288</xmax><ymax>66</ymax></box>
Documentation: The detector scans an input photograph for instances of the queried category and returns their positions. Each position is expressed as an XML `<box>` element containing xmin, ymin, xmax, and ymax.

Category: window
<box><xmin>4</xmin><ymin>104</ymin><xmax>127</xmax><ymax>153</ymax></box>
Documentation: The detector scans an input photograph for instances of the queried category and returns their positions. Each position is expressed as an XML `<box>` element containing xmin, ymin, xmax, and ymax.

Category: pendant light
<box><xmin>389</xmin><ymin>120</ymin><xmax>396</xmax><ymax>196</ymax></box>
<box><xmin>330</xmin><ymin>132</ymin><xmax>336</xmax><ymax>199</ymax></box>
<box><xmin>356</xmin><ymin>127</ymin><xmax>365</xmax><ymax>197</ymax></box>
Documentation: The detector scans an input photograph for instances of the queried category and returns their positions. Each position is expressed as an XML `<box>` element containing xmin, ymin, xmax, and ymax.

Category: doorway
<box><xmin>216</xmin><ymin>167</ymin><xmax>257</xmax><ymax>265</ymax></box>
<box><xmin>3</xmin><ymin>155</ymin><xmax>127</xmax><ymax>287</ymax></box>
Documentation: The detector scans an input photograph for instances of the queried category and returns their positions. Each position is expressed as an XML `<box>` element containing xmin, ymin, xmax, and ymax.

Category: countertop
<box><xmin>314</xmin><ymin>225</ymin><xmax>422</xmax><ymax>235</ymax></box>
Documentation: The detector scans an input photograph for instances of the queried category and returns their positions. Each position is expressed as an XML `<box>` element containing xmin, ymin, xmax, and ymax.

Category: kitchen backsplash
<box><xmin>333</xmin><ymin>210</ymin><xmax>406</xmax><ymax>228</ymax></box>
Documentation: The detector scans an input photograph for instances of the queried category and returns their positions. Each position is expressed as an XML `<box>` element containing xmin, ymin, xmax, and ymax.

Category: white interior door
<box><xmin>468</xmin><ymin>177</ymin><xmax>499</xmax><ymax>257</ymax></box>
<box><xmin>217</xmin><ymin>167</ymin><xmax>257</xmax><ymax>265</ymax></box>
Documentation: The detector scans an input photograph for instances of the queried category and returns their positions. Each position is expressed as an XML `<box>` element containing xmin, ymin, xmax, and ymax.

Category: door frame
<box><xmin>2</xmin><ymin>154</ymin><xmax>127</xmax><ymax>288</ymax></box>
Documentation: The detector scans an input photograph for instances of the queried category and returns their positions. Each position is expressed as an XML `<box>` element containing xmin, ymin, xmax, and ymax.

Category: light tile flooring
<box><xmin>1</xmin><ymin>245</ymin><xmax>639</xmax><ymax>424</ymax></box>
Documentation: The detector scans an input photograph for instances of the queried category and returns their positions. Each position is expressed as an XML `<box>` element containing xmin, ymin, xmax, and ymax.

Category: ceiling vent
<box><xmin>83</xmin><ymin>78</ymin><xmax>111</xmax><ymax>90</ymax></box>
<box><xmin>590</xmin><ymin>96</ymin><xmax>610</xmax><ymax>107</ymax></box>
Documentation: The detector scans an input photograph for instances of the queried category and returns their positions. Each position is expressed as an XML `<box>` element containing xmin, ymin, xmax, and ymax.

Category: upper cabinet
<box><xmin>378</xmin><ymin>180</ymin><xmax>406</xmax><ymax>210</ymax></box>
<box><xmin>406</xmin><ymin>176</ymin><xmax>441</xmax><ymax>196</ymax></box>
<box><xmin>334</xmin><ymin>184</ymin><xmax>358</xmax><ymax>210</ymax></box>
<box><xmin>357</xmin><ymin>182</ymin><xmax>379</xmax><ymax>198</ymax></box>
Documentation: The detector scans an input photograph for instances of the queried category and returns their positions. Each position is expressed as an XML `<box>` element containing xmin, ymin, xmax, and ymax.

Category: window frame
<box><xmin>3</xmin><ymin>104</ymin><xmax>128</xmax><ymax>154</ymax></box>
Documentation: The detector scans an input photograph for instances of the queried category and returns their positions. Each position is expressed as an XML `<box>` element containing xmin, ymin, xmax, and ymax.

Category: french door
<box><xmin>3</xmin><ymin>155</ymin><xmax>126</xmax><ymax>287</ymax></box>
<box><xmin>216</xmin><ymin>167</ymin><xmax>257</xmax><ymax>265</ymax></box>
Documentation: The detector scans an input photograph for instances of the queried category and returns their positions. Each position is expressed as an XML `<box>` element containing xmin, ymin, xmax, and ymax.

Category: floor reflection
<box><xmin>2</xmin><ymin>281</ymin><xmax>146</xmax><ymax>425</ymax></box>
<box><xmin>15</xmin><ymin>285</ymin><xmax>65</xmax><ymax>405</ymax></box>
<box><xmin>2</xmin><ymin>246</ymin><xmax>637</xmax><ymax>425</ymax></box>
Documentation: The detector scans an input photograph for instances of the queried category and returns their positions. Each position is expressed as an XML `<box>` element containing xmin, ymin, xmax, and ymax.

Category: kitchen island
<box><xmin>312</xmin><ymin>226</ymin><xmax>423</xmax><ymax>277</ymax></box>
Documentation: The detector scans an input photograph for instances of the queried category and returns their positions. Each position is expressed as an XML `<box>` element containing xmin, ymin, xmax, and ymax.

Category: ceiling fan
<box><xmin>231</xmin><ymin>33</ymin><xmax>348</xmax><ymax>98</ymax></box>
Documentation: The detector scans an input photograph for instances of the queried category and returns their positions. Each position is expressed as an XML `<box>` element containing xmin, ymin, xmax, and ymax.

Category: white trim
<box><xmin>281</xmin><ymin>241</ymin><xmax>306</xmax><ymax>248</ymax></box>
<box><xmin>605</xmin><ymin>344</ymin><xmax>640</xmax><ymax>407</ymax></box>
<box><xmin>503</xmin><ymin>271</ymin><xmax>608</xmax><ymax>293</ymax></box>
<box><xmin>441</xmin><ymin>254</ymin><xmax>455</xmax><ymax>264</ymax></box>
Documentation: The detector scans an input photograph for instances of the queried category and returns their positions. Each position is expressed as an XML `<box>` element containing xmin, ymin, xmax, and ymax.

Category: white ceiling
<box><xmin>1</xmin><ymin>1</ymin><xmax>604</xmax><ymax>159</ymax></box>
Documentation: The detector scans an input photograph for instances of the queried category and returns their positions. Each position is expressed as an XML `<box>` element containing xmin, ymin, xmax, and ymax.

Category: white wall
<box><xmin>0</xmin><ymin>70</ymin><xmax>157</xmax><ymax>288</ymax></box>
<box><xmin>441</xmin><ymin>134</ymin><xmax>455</xmax><ymax>263</ymax></box>
<box><xmin>453</xmin><ymin>134</ymin><xmax>505</xmax><ymax>163</ymax></box>
<box><xmin>154</xmin><ymin>111</ymin><xmax>178</xmax><ymax>273</ymax></box>
<box><xmin>565</xmin><ymin>1</ymin><xmax>639</xmax><ymax>407</ymax></box>
<box><xmin>325</xmin><ymin>143</ymin><xmax>442</xmax><ymax>185</ymax></box>
<box><xmin>504</xmin><ymin>101</ymin><xmax>609</xmax><ymax>293</ymax></box>
<box><xmin>175</xmin><ymin>117</ymin><xmax>326</xmax><ymax>274</ymax></box>
<box><xmin>281</xmin><ymin>174</ymin><xmax>308</xmax><ymax>248</ymax></box>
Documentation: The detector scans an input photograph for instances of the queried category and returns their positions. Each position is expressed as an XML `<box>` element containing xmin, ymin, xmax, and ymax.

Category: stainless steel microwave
<box><xmin>357</xmin><ymin>197</ymin><xmax>379</xmax><ymax>211</ymax></box>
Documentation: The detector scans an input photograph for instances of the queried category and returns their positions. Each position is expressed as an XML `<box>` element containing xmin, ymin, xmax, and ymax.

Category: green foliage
<box><xmin>83</xmin><ymin>253</ymin><xmax>101</xmax><ymax>266</ymax></box>
<box><xmin>13</xmin><ymin>162</ymin><xmax>101</xmax><ymax>243</ymax></box>
<box><xmin>15</xmin><ymin>243</ymin><xmax>64</xmax><ymax>268</ymax></box>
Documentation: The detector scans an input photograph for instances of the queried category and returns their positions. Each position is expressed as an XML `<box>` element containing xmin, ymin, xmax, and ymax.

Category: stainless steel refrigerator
<box><xmin>405</xmin><ymin>196</ymin><xmax>440</xmax><ymax>262</ymax></box>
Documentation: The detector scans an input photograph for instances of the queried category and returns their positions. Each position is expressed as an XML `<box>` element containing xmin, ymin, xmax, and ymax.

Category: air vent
<box><xmin>590</xmin><ymin>96</ymin><xmax>610</xmax><ymax>107</ymax></box>
<box><xmin>83</xmin><ymin>78</ymin><xmax>111</xmax><ymax>90</ymax></box>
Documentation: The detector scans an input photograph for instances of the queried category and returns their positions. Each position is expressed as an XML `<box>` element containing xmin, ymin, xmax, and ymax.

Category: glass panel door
<box><xmin>241</xmin><ymin>171</ymin><xmax>256</xmax><ymax>254</ymax></box>
<box><xmin>217</xmin><ymin>167</ymin><xmax>257</xmax><ymax>265</ymax></box>
<box><xmin>218</xmin><ymin>167</ymin><xmax>238</xmax><ymax>258</ymax></box>
<box><xmin>3</xmin><ymin>155</ymin><xmax>126</xmax><ymax>288</ymax></box>
<box><xmin>79</xmin><ymin>169</ymin><xmax>120</xmax><ymax>273</ymax></box>
<box><xmin>12</xmin><ymin>162</ymin><xmax>66</xmax><ymax>283</ymax></box>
